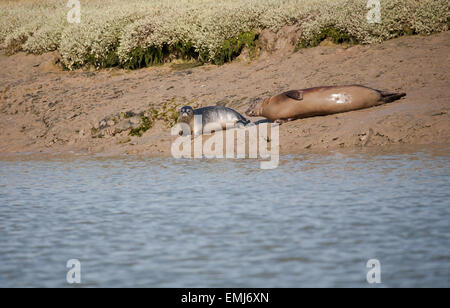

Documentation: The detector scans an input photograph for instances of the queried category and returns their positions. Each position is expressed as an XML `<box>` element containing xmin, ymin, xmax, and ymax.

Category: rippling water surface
<box><xmin>0</xmin><ymin>146</ymin><xmax>449</xmax><ymax>287</ymax></box>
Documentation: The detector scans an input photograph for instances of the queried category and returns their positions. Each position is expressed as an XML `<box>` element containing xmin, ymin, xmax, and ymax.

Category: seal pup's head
<box><xmin>179</xmin><ymin>106</ymin><xmax>194</xmax><ymax>122</ymax></box>
<box><xmin>245</xmin><ymin>97</ymin><xmax>267</xmax><ymax>117</ymax></box>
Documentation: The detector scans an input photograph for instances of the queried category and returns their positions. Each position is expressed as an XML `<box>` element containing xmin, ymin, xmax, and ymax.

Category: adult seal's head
<box><xmin>178</xmin><ymin>105</ymin><xmax>250</xmax><ymax>137</ymax></box>
<box><xmin>246</xmin><ymin>97</ymin><xmax>267</xmax><ymax>118</ymax></box>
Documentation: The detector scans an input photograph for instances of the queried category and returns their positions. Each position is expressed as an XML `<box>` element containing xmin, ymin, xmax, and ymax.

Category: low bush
<box><xmin>0</xmin><ymin>0</ymin><xmax>447</xmax><ymax>69</ymax></box>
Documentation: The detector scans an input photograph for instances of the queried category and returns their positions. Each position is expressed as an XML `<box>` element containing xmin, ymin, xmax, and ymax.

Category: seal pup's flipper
<box><xmin>236</xmin><ymin>120</ymin><xmax>249</xmax><ymax>128</ymax></box>
<box><xmin>285</xmin><ymin>90</ymin><xmax>303</xmax><ymax>101</ymax></box>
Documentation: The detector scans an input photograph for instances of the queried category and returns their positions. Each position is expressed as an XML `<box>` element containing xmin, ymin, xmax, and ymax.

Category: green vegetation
<box><xmin>117</xmin><ymin>137</ymin><xmax>131</xmax><ymax>144</ymax></box>
<box><xmin>211</xmin><ymin>31</ymin><xmax>259</xmax><ymax>65</ymax></box>
<box><xmin>122</xmin><ymin>41</ymin><xmax>198</xmax><ymax>70</ymax></box>
<box><xmin>1</xmin><ymin>0</ymin><xmax>447</xmax><ymax>70</ymax></box>
<box><xmin>296</xmin><ymin>26</ymin><xmax>358</xmax><ymax>49</ymax></box>
<box><xmin>128</xmin><ymin>99</ymin><xmax>185</xmax><ymax>136</ymax></box>
<box><xmin>90</xmin><ymin>98</ymin><xmax>191</xmax><ymax>138</ymax></box>
<box><xmin>129</xmin><ymin>115</ymin><xmax>153</xmax><ymax>137</ymax></box>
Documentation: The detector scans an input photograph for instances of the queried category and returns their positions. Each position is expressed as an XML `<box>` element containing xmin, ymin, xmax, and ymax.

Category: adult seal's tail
<box><xmin>377</xmin><ymin>90</ymin><xmax>407</xmax><ymax>103</ymax></box>
<box><xmin>178</xmin><ymin>106</ymin><xmax>250</xmax><ymax>137</ymax></box>
<box><xmin>246</xmin><ymin>85</ymin><xmax>406</xmax><ymax>124</ymax></box>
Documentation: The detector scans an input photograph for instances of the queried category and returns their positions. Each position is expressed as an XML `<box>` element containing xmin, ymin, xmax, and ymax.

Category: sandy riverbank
<box><xmin>0</xmin><ymin>32</ymin><xmax>449</xmax><ymax>157</ymax></box>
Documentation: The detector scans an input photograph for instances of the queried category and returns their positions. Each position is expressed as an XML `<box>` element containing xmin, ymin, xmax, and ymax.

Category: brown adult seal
<box><xmin>245</xmin><ymin>85</ymin><xmax>406</xmax><ymax>123</ymax></box>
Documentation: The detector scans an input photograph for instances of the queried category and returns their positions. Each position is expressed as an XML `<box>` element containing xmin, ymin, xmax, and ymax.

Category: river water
<box><xmin>0</xmin><ymin>146</ymin><xmax>449</xmax><ymax>287</ymax></box>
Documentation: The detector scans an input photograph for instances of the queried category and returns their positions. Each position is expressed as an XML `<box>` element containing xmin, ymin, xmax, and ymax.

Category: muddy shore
<box><xmin>0</xmin><ymin>32</ymin><xmax>449</xmax><ymax>157</ymax></box>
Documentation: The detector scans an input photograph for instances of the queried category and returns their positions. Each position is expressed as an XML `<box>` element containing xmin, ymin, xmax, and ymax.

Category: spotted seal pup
<box><xmin>178</xmin><ymin>106</ymin><xmax>250</xmax><ymax>137</ymax></box>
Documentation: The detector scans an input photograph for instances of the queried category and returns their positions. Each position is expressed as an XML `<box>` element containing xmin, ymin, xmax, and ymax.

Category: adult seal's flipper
<box><xmin>378</xmin><ymin>91</ymin><xmax>406</xmax><ymax>103</ymax></box>
<box><xmin>285</xmin><ymin>90</ymin><xmax>303</xmax><ymax>101</ymax></box>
